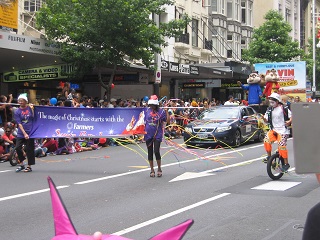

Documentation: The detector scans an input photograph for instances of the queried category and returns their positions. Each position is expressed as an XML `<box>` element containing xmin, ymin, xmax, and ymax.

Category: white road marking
<box><xmin>0</xmin><ymin>185</ymin><xmax>69</xmax><ymax>202</ymax></box>
<box><xmin>112</xmin><ymin>193</ymin><xmax>231</xmax><ymax>236</ymax></box>
<box><xmin>169</xmin><ymin>172</ymin><xmax>215</xmax><ymax>182</ymax></box>
<box><xmin>75</xmin><ymin>144</ymin><xmax>266</xmax><ymax>185</ymax></box>
<box><xmin>251</xmin><ymin>181</ymin><xmax>301</xmax><ymax>191</ymax></box>
<box><xmin>0</xmin><ymin>170</ymin><xmax>12</xmax><ymax>173</ymax></box>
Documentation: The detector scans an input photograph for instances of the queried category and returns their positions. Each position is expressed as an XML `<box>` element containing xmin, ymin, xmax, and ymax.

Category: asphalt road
<box><xmin>0</xmin><ymin>138</ymin><xmax>319</xmax><ymax>240</ymax></box>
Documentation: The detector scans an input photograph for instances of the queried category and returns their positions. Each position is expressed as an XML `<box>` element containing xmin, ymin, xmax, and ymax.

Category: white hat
<box><xmin>148</xmin><ymin>95</ymin><xmax>159</xmax><ymax>105</ymax></box>
<box><xmin>18</xmin><ymin>93</ymin><xmax>28</xmax><ymax>102</ymax></box>
<box><xmin>99</xmin><ymin>99</ymin><xmax>104</xmax><ymax>104</ymax></box>
<box><xmin>110</xmin><ymin>98</ymin><xmax>117</xmax><ymax>102</ymax></box>
<box><xmin>268</xmin><ymin>93</ymin><xmax>281</xmax><ymax>102</ymax></box>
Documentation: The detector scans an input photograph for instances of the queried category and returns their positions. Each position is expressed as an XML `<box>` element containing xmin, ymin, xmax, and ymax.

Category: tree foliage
<box><xmin>303</xmin><ymin>38</ymin><xmax>320</xmax><ymax>88</ymax></box>
<box><xmin>36</xmin><ymin>0</ymin><xmax>189</xmax><ymax>98</ymax></box>
<box><xmin>242</xmin><ymin>10</ymin><xmax>303</xmax><ymax>64</ymax></box>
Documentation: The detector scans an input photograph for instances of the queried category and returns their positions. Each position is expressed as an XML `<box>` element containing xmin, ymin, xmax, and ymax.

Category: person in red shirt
<box><xmin>2</xmin><ymin>127</ymin><xmax>15</xmax><ymax>146</ymax></box>
<box><xmin>0</xmin><ymin>139</ymin><xmax>10</xmax><ymax>162</ymax></box>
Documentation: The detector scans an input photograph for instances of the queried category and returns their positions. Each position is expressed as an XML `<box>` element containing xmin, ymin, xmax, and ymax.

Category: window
<box><xmin>235</xmin><ymin>35</ymin><xmax>240</xmax><ymax>58</ymax></box>
<box><xmin>247</xmin><ymin>107</ymin><xmax>255</xmax><ymax>115</ymax></box>
<box><xmin>192</xmin><ymin>19</ymin><xmax>199</xmax><ymax>47</ymax></box>
<box><xmin>212</xmin><ymin>27</ymin><xmax>226</xmax><ymax>56</ymax></box>
<box><xmin>285</xmin><ymin>8</ymin><xmax>291</xmax><ymax>22</ymax></box>
<box><xmin>241</xmin><ymin>1</ymin><xmax>246</xmax><ymax>23</ymax></box>
<box><xmin>248</xmin><ymin>2</ymin><xmax>252</xmax><ymax>25</ymax></box>
<box><xmin>222</xmin><ymin>0</ymin><xmax>225</xmax><ymax>15</ymax></box>
<box><xmin>235</xmin><ymin>0</ymin><xmax>240</xmax><ymax>21</ymax></box>
<box><xmin>227</xmin><ymin>34</ymin><xmax>233</xmax><ymax>40</ymax></box>
<box><xmin>227</xmin><ymin>50</ymin><xmax>233</xmax><ymax>58</ymax></box>
<box><xmin>212</xmin><ymin>0</ymin><xmax>218</xmax><ymax>12</ymax></box>
<box><xmin>227</xmin><ymin>0</ymin><xmax>233</xmax><ymax>18</ymax></box>
<box><xmin>24</xmin><ymin>0</ymin><xmax>44</xmax><ymax>12</ymax></box>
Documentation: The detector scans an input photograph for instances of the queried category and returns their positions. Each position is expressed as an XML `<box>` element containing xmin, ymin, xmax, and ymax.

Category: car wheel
<box><xmin>254</xmin><ymin>130</ymin><xmax>265</xmax><ymax>143</ymax></box>
<box><xmin>232</xmin><ymin>130</ymin><xmax>241</xmax><ymax>147</ymax></box>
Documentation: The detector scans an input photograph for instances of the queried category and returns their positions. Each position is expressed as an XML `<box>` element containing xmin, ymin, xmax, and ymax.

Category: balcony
<box><xmin>175</xmin><ymin>33</ymin><xmax>190</xmax><ymax>50</ymax></box>
<box><xmin>201</xmin><ymin>38</ymin><xmax>212</xmax><ymax>56</ymax></box>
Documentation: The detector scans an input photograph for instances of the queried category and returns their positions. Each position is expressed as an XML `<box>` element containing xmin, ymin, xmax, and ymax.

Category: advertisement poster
<box><xmin>255</xmin><ymin>61</ymin><xmax>306</xmax><ymax>101</ymax></box>
<box><xmin>30</xmin><ymin>106</ymin><xmax>146</xmax><ymax>138</ymax></box>
<box><xmin>0</xmin><ymin>1</ymin><xmax>18</xmax><ymax>32</ymax></box>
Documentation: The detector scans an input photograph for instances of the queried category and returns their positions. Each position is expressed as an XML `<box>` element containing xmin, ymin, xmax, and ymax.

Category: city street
<box><xmin>0</xmin><ymin>138</ymin><xmax>318</xmax><ymax>240</ymax></box>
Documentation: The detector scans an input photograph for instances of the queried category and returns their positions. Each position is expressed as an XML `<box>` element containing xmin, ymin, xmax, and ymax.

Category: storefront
<box><xmin>0</xmin><ymin>31</ymin><xmax>66</xmax><ymax>100</ymax></box>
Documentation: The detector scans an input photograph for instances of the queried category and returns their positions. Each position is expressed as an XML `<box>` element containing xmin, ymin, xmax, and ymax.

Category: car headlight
<box><xmin>184</xmin><ymin>127</ymin><xmax>193</xmax><ymax>133</ymax></box>
<box><xmin>215</xmin><ymin>126</ymin><xmax>232</xmax><ymax>132</ymax></box>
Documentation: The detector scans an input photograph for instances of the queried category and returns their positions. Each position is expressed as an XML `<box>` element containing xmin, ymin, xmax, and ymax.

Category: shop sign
<box><xmin>169</xmin><ymin>62</ymin><xmax>179</xmax><ymax>73</ymax></box>
<box><xmin>206</xmin><ymin>79</ymin><xmax>221</xmax><ymax>88</ymax></box>
<box><xmin>161</xmin><ymin>59</ymin><xmax>169</xmax><ymax>71</ymax></box>
<box><xmin>190</xmin><ymin>66</ymin><xmax>199</xmax><ymax>75</ymax></box>
<box><xmin>0</xmin><ymin>31</ymin><xmax>61</xmax><ymax>55</ymax></box>
<box><xmin>0</xmin><ymin>1</ymin><xmax>18</xmax><ymax>32</ymax></box>
<box><xmin>113</xmin><ymin>74</ymin><xmax>139</xmax><ymax>82</ymax></box>
<box><xmin>179</xmin><ymin>64</ymin><xmax>190</xmax><ymax>74</ymax></box>
<box><xmin>3</xmin><ymin>64</ymin><xmax>73</xmax><ymax>82</ymax></box>
<box><xmin>221</xmin><ymin>83</ymin><xmax>240</xmax><ymax>88</ymax></box>
<box><xmin>183</xmin><ymin>82</ymin><xmax>205</xmax><ymax>88</ymax></box>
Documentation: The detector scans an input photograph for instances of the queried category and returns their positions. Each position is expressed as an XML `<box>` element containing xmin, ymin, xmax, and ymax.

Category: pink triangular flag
<box><xmin>150</xmin><ymin>219</ymin><xmax>194</xmax><ymax>240</ymax></box>
<box><xmin>48</xmin><ymin>176</ymin><xmax>78</xmax><ymax>236</ymax></box>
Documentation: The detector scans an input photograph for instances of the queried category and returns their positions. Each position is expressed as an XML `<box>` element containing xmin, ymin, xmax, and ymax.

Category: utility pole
<box><xmin>313</xmin><ymin>0</ymin><xmax>317</xmax><ymax>95</ymax></box>
<box><xmin>153</xmin><ymin>13</ymin><xmax>161</xmax><ymax>96</ymax></box>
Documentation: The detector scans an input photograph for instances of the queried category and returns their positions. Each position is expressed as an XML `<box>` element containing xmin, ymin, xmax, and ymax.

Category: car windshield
<box><xmin>198</xmin><ymin>107</ymin><xmax>239</xmax><ymax>120</ymax></box>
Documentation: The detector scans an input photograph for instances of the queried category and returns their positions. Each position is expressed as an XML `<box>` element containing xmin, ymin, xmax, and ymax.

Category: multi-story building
<box><xmin>252</xmin><ymin>0</ymin><xmax>320</xmax><ymax>53</ymax></box>
<box><xmin>1</xmin><ymin>0</ymin><xmax>253</xmax><ymax>101</ymax></box>
<box><xmin>165</xmin><ymin>0</ymin><xmax>253</xmax><ymax>101</ymax></box>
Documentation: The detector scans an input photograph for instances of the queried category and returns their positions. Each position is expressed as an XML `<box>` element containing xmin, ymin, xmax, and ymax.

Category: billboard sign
<box><xmin>255</xmin><ymin>61</ymin><xmax>307</xmax><ymax>101</ymax></box>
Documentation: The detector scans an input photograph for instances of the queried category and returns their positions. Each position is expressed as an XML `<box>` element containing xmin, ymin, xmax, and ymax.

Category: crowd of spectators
<box><xmin>3</xmin><ymin>85</ymin><xmax>317</xmax><ymax>163</ymax></box>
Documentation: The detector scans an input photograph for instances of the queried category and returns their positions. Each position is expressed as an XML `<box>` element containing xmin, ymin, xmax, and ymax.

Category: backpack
<box><xmin>266</xmin><ymin>105</ymin><xmax>290</xmax><ymax>130</ymax></box>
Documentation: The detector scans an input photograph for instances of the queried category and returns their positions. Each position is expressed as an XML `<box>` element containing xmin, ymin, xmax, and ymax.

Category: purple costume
<box><xmin>144</xmin><ymin>108</ymin><xmax>167</xmax><ymax>141</ymax></box>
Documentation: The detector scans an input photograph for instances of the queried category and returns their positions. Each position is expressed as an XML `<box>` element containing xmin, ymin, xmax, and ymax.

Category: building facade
<box><xmin>1</xmin><ymin>0</ymin><xmax>254</xmax><ymax>102</ymax></box>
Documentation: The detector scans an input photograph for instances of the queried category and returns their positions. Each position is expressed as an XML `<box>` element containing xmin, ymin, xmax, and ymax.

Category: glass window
<box><xmin>241</xmin><ymin>0</ymin><xmax>246</xmax><ymax>24</ymax></box>
<box><xmin>227</xmin><ymin>34</ymin><xmax>233</xmax><ymax>40</ymax></box>
<box><xmin>212</xmin><ymin>0</ymin><xmax>218</xmax><ymax>12</ymax></box>
<box><xmin>24</xmin><ymin>0</ymin><xmax>44</xmax><ymax>12</ymax></box>
<box><xmin>227</xmin><ymin>49</ymin><xmax>233</xmax><ymax>58</ymax></box>
<box><xmin>235</xmin><ymin>0</ymin><xmax>240</xmax><ymax>21</ymax></box>
<box><xmin>192</xmin><ymin>19</ymin><xmax>199</xmax><ymax>47</ymax></box>
<box><xmin>248</xmin><ymin>2</ymin><xmax>252</xmax><ymax>25</ymax></box>
<box><xmin>227</xmin><ymin>1</ymin><xmax>233</xmax><ymax>18</ymax></box>
<box><xmin>222</xmin><ymin>0</ymin><xmax>225</xmax><ymax>15</ymax></box>
<box><xmin>247</xmin><ymin>107</ymin><xmax>255</xmax><ymax>115</ymax></box>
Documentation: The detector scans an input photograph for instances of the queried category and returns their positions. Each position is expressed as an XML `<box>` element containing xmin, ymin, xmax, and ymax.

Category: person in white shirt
<box><xmin>262</xmin><ymin>93</ymin><xmax>292</xmax><ymax>172</ymax></box>
<box><xmin>224</xmin><ymin>95</ymin><xmax>238</xmax><ymax>105</ymax></box>
<box><xmin>108</xmin><ymin>98</ymin><xmax>116</xmax><ymax>108</ymax></box>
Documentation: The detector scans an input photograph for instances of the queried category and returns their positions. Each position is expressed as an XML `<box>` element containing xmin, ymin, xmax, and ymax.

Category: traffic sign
<box><xmin>155</xmin><ymin>70</ymin><xmax>161</xmax><ymax>84</ymax></box>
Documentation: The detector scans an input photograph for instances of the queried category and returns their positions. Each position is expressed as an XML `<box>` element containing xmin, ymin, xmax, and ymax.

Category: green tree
<box><xmin>37</xmin><ymin>0</ymin><xmax>189</xmax><ymax>99</ymax></box>
<box><xmin>242</xmin><ymin>10</ymin><xmax>303</xmax><ymax>64</ymax></box>
<box><xmin>303</xmin><ymin>38</ymin><xmax>320</xmax><ymax>89</ymax></box>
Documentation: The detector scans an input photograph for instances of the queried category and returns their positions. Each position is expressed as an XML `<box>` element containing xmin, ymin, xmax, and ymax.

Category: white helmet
<box><xmin>268</xmin><ymin>93</ymin><xmax>281</xmax><ymax>102</ymax></box>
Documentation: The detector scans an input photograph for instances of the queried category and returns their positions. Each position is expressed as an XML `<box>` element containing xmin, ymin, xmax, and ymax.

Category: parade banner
<box><xmin>255</xmin><ymin>61</ymin><xmax>307</xmax><ymax>101</ymax></box>
<box><xmin>30</xmin><ymin>106</ymin><xmax>146</xmax><ymax>138</ymax></box>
